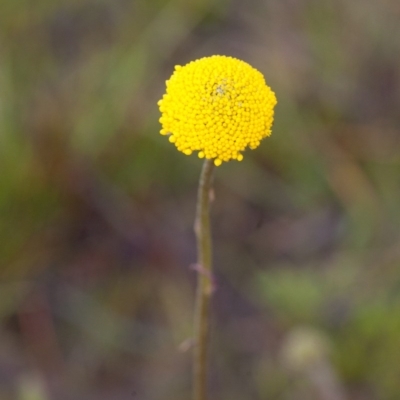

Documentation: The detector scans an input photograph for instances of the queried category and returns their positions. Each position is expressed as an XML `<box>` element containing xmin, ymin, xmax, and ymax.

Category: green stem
<box><xmin>193</xmin><ymin>159</ymin><xmax>215</xmax><ymax>400</ymax></box>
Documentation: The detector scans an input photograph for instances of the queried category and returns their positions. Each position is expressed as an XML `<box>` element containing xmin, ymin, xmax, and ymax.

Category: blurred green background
<box><xmin>1</xmin><ymin>0</ymin><xmax>400</xmax><ymax>399</ymax></box>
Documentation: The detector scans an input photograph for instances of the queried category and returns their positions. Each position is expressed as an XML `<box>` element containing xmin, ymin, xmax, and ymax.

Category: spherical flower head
<box><xmin>158</xmin><ymin>55</ymin><xmax>277</xmax><ymax>166</ymax></box>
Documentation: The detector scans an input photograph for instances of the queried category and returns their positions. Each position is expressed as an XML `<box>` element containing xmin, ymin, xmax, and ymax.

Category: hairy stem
<box><xmin>193</xmin><ymin>159</ymin><xmax>215</xmax><ymax>400</ymax></box>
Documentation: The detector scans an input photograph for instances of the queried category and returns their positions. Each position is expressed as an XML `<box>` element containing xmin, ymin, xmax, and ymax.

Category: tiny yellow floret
<box><xmin>158</xmin><ymin>55</ymin><xmax>277</xmax><ymax>165</ymax></box>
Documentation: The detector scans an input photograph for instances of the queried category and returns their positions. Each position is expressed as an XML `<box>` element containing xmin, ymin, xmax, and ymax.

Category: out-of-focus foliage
<box><xmin>0</xmin><ymin>0</ymin><xmax>399</xmax><ymax>399</ymax></box>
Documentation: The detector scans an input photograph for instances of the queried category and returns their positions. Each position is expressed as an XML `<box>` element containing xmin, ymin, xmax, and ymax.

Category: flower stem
<box><xmin>193</xmin><ymin>159</ymin><xmax>215</xmax><ymax>400</ymax></box>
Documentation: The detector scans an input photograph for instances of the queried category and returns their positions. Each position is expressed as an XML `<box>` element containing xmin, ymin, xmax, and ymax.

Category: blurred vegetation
<box><xmin>0</xmin><ymin>0</ymin><xmax>400</xmax><ymax>399</ymax></box>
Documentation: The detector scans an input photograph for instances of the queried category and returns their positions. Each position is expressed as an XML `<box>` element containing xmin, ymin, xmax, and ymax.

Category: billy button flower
<box><xmin>158</xmin><ymin>55</ymin><xmax>277</xmax><ymax>166</ymax></box>
<box><xmin>158</xmin><ymin>55</ymin><xmax>277</xmax><ymax>400</ymax></box>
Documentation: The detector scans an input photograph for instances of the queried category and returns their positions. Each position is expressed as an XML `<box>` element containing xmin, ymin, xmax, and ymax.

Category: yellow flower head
<box><xmin>158</xmin><ymin>55</ymin><xmax>277</xmax><ymax>166</ymax></box>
